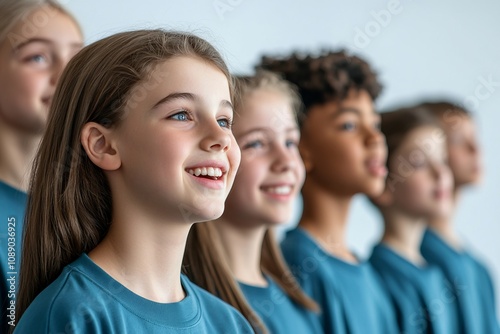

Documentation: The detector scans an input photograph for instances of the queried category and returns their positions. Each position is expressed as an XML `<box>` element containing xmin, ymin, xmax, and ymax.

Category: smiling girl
<box><xmin>184</xmin><ymin>71</ymin><xmax>322</xmax><ymax>334</ymax></box>
<box><xmin>14</xmin><ymin>29</ymin><xmax>253</xmax><ymax>333</ymax></box>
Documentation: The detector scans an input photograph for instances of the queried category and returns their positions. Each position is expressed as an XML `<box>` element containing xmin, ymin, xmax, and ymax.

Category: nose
<box><xmin>430</xmin><ymin>161</ymin><xmax>447</xmax><ymax>181</ymax></box>
<box><xmin>468</xmin><ymin>139</ymin><xmax>479</xmax><ymax>155</ymax></box>
<box><xmin>271</xmin><ymin>143</ymin><xmax>296</xmax><ymax>173</ymax></box>
<box><xmin>200</xmin><ymin>120</ymin><xmax>231</xmax><ymax>152</ymax></box>
<box><xmin>366</xmin><ymin>124</ymin><xmax>385</xmax><ymax>148</ymax></box>
<box><xmin>49</xmin><ymin>59</ymin><xmax>66</xmax><ymax>86</ymax></box>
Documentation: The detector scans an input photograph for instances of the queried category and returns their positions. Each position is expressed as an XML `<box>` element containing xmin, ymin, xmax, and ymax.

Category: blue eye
<box><xmin>286</xmin><ymin>139</ymin><xmax>298</xmax><ymax>148</ymax></box>
<box><xmin>29</xmin><ymin>54</ymin><xmax>46</xmax><ymax>63</ymax></box>
<box><xmin>218</xmin><ymin>118</ymin><xmax>232</xmax><ymax>129</ymax></box>
<box><xmin>340</xmin><ymin>122</ymin><xmax>356</xmax><ymax>131</ymax></box>
<box><xmin>169</xmin><ymin>111</ymin><xmax>190</xmax><ymax>121</ymax></box>
<box><xmin>243</xmin><ymin>140</ymin><xmax>264</xmax><ymax>150</ymax></box>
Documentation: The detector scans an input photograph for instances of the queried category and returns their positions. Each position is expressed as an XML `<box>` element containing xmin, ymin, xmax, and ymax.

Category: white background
<box><xmin>64</xmin><ymin>0</ymin><xmax>500</xmax><ymax>317</ymax></box>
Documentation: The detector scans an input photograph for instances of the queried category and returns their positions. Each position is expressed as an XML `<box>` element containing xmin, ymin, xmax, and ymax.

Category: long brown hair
<box><xmin>183</xmin><ymin>71</ymin><xmax>319</xmax><ymax>334</ymax></box>
<box><xmin>17</xmin><ymin>29</ymin><xmax>234</xmax><ymax>320</ymax></box>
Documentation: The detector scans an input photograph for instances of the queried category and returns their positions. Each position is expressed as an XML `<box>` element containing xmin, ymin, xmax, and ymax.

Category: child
<box><xmin>0</xmin><ymin>1</ymin><xmax>82</xmax><ymax>331</ymax></box>
<box><xmin>418</xmin><ymin>101</ymin><xmax>500</xmax><ymax>333</ymax></box>
<box><xmin>14</xmin><ymin>29</ymin><xmax>254</xmax><ymax>333</ymax></box>
<box><xmin>183</xmin><ymin>71</ymin><xmax>322</xmax><ymax>334</ymax></box>
<box><xmin>259</xmin><ymin>51</ymin><xmax>398</xmax><ymax>333</ymax></box>
<box><xmin>369</xmin><ymin>106</ymin><xmax>457</xmax><ymax>333</ymax></box>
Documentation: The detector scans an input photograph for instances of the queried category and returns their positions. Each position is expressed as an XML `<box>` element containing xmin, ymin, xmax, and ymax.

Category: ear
<box><xmin>81</xmin><ymin>122</ymin><xmax>121</xmax><ymax>171</ymax></box>
<box><xmin>299</xmin><ymin>139</ymin><xmax>314</xmax><ymax>173</ymax></box>
<box><xmin>371</xmin><ymin>183</ymin><xmax>394</xmax><ymax>208</ymax></box>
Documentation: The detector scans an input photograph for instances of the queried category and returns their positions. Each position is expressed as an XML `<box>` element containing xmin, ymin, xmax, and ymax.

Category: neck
<box><xmin>89</xmin><ymin>207</ymin><xmax>191</xmax><ymax>303</ymax></box>
<box><xmin>0</xmin><ymin>121</ymin><xmax>42</xmax><ymax>191</ymax></box>
<box><xmin>213</xmin><ymin>217</ymin><xmax>267</xmax><ymax>286</ymax></box>
<box><xmin>299</xmin><ymin>178</ymin><xmax>356</xmax><ymax>262</ymax></box>
<box><xmin>381</xmin><ymin>210</ymin><xmax>427</xmax><ymax>264</ymax></box>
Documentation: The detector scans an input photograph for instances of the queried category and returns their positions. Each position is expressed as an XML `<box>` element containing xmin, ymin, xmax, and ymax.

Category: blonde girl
<box><xmin>184</xmin><ymin>71</ymin><xmax>321</xmax><ymax>334</ymax></box>
<box><xmin>0</xmin><ymin>1</ymin><xmax>82</xmax><ymax>331</ymax></box>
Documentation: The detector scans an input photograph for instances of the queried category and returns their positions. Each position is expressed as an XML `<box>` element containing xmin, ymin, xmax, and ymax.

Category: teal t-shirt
<box><xmin>14</xmin><ymin>254</ymin><xmax>254</xmax><ymax>333</ymax></box>
<box><xmin>420</xmin><ymin>229</ymin><xmax>500</xmax><ymax>334</ymax></box>
<box><xmin>281</xmin><ymin>228</ymin><xmax>398</xmax><ymax>334</ymax></box>
<box><xmin>369</xmin><ymin>243</ymin><xmax>457</xmax><ymax>334</ymax></box>
<box><xmin>239</xmin><ymin>275</ymin><xmax>322</xmax><ymax>334</ymax></box>
<box><xmin>0</xmin><ymin>181</ymin><xmax>27</xmax><ymax>333</ymax></box>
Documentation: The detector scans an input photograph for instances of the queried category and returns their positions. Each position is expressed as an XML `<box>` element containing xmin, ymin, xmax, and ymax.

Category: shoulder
<box><xmin>182</xmin><ymin>276</ymin><xmax>254</xmax><ymax>333</ymax></box>
<box><xmin>15</xmin><ymin>266</ymin><xmax>110</xmax><ymax>333</ymax></box>
<box><xmin>281</xmin><ymin>228</ymin><xmax>326</xmax><ymax>267</ymax></box>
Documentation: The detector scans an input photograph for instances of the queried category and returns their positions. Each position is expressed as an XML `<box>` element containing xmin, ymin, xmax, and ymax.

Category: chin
<box><xmin>184</xmin><ymin>202</ymin><xmax>225</xmax><ymax>223</ymax></box>
<box><xmin>362</xmin><ymin>182</ymin><xmax>385</xmax><ymax>197</ymax></box>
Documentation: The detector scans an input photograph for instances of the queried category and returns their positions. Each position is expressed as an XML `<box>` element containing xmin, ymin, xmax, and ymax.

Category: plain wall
<box><xmin>64</xmin><ymin>0</ymin><xmax>500</xmax><ymax>317</ymax></box>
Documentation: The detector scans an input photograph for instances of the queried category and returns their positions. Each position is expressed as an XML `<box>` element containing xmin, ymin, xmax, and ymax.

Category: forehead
<box><xmin>234</xmin><ymin>89</ymin><xmax>296</xmax><ymax>135</ymax></box>
<box><xmin>306</xmin><ymin>89</ymin><xmax>375</xmax><ymax>119</ymax></box>
<box><xmin>396</xmin><ymin>126</ymin><xmax>445</xmax><ymax>155</ymax></box>
<box><xmin>8</xmin><ymin>6</ymin><xmax>81</xmax><ymax>47</ymax></box>
<box><xmin>126</xmin><ymin>56</ymin><xmax>231</xmax><ymax>111</ymax></box>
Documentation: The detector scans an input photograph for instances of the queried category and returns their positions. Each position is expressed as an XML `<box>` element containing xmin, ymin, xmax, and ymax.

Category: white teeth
<box><xmin>187</xmin><ymin>167</ymin><xmax>223</xmax><ymax>178</ymax></box>
<box><xmin>266</xmin><ymin>186</ymin><xmax>292</xmax><ymax>195</ymax></box>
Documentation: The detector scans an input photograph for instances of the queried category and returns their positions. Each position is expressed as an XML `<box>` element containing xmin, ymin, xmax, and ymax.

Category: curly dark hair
<box><xmin>257</xmin><ymin>50</ymin><xmax>382</xmax><ymax>114</ymax></box>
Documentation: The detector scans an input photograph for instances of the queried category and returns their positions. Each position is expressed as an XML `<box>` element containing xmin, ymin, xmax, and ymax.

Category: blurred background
<box><xmin>64</xmin><ymin>0</ymin><xmax>500</xmax><ymax>316</ymax></box>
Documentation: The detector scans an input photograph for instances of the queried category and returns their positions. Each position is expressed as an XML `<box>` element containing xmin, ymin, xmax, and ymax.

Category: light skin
<box><xmin>213</xmin><ymin>88</ymin><xmax>305</xmax><ymax>286</ymax></box>
<box><xmin>440</xmin><ymin>113</ymin><xmax>481</xmax><ymax>190</ymax></box>
<box><xmin>429</xmin><ymin>113</ymin><xmax>481</xmax><ymax>248</ymax></box>
<box><xmin>299</xmin><ymin>89</ymin><xmax>387</xmax><ymax>263</ymax></box>
<box><xmin>375</xmin><ymin>126</ymin><xmax>454</xmax><ymax>263</ymax></box>
<box><xmin>81</xmin><ymin>56</ymin><xmax>241</xmax><ymax>303</ymax></box>
<box><xmin>0</xmin><ymin>6</ymin><xmax>82</xmax><ymax>191</ymax></box>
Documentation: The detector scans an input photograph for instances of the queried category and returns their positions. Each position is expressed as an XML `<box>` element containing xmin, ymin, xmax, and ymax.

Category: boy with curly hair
<box><xmin>259</xmin><ymin>51</ymin><xmax>398</xmax><ymax>334</ymax></box>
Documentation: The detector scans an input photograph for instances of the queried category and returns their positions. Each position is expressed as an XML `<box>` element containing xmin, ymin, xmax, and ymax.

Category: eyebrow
<box><xmin>14</xmin><ymin>38</ymin><xmax>83</xmax><ymax>51</ymax></box>
<box><xmin>332</xmin><ymin>107</ymin><xmax>379</xmax><ymax>119</ymax></box>
<box><xmin>238</xmin><ymin>126</ymin><xmax>299</xmax><ymax>138</ymax></box>
<box><xmin>152</xmin><ymin>92</ymin><xmax>233</xmax><ymax>111</ymax></box>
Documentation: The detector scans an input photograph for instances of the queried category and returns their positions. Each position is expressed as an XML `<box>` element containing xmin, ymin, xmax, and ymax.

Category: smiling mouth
<box><xmin>187</xmin><ymin>167</ymin><xmax>223</xmax><ymax>180</ymax></box>
<box><xmin>261</xmin><ymin>185</ymin><xmax>293</xmax><ymax>195</ymax></box>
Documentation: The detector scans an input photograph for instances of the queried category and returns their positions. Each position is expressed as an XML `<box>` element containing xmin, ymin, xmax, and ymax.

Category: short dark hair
<box><xmin>257</xmin><ymin>50</ymin><xmax>382</xmax><ymax>118</ymax></box>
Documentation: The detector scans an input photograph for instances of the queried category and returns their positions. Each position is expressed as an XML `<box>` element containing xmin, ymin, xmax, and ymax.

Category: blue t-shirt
<box><xmin>239</xmin><ymin>275</ymin><xmax>322</xmax><ymax>334</ymax></box>
<box><xmin>0</xmin><ymin>181</ymin><xmax>27</xmax><ymax>333</ymax></box>
<box><xmin>14</xmin><ymin>254</ymin><xmax>254</xmax><ymax>333</ymax></box>
<box><xmin>370</xmin><ymin>243</ymin><xmax>457</xmax><ymax>334</ymax></box>
<box><xmin>281</xmin><ymin>228</ymin><xmax>398</xmax><ymax>334</ymax></box>
<box><xmin>420</xmin><ymin>228</ymin><xmax>500</xmax><ymax>334</ymax></box>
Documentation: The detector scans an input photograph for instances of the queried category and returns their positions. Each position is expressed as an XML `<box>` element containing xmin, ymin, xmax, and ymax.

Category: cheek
<box><xmin>396</xmin><ymin>175</ymin><xmax>429</xmax><ymax>202</ymax></box>
<box><xmin>233</xmin><ymin>155</ymin><xmax>264</xmax><ymax>190</ymax></box>
<box><xmin>228</xmin><ymin>137</ymin><xmax>241</xmax><ymax>170</ymax></box>
<box><xmin>11</xmin><ymin>68</ymin><xmax>47</xmax><ymax>96</ymax></box>
<box><xmin>447</xmin><ymin>148</ymin><xmax>469</xmax><ymax>171</ymax></box>
<box><xmin>293</xmin><ymin>152</ymin><xmax>306</xmax><ymax>186</ymax></box>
